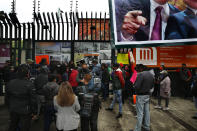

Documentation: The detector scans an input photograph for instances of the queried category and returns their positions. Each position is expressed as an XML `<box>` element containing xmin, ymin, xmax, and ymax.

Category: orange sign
<box><xmin>36</xmin><ymin>55</ymin><xmax>50</xmax><ymax>65</ymax></box>
<box><xmin>133</xmin><ymin>45</ymin><xmax>197</xmax><ymax>68</ymax></box>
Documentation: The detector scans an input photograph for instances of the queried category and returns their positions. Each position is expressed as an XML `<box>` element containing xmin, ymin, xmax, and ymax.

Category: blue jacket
<box><xmin>165</xmin><ymin>8</ymin><xmax>197</xmax><ymax>39</ymax></box>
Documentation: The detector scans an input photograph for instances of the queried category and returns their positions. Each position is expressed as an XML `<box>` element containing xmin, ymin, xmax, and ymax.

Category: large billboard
<box><xmin>133</xmin><ymin>45</ymin><xmax>197</xmax><ymax>68</ymax></box>
<box><xmin>110</xmin><ymin>0</ymin><xmax>197</xmax><ymax>47</ymax></box>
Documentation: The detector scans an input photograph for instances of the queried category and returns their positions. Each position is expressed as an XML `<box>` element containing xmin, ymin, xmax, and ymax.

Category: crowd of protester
<box><xmin>0</xmin><ymin>59</ymin><xmax>197</xmax><ymax>131</ymax></box>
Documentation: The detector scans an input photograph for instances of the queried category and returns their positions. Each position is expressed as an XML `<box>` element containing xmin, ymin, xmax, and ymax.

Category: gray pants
<box><xmin>134</xmin><ymin>95</ymin><xmax>150</xmax><ymax>131</ymax></box>
<box><xmin>158</xmin><ymin>96</ymin><xmax>169</xmax><ymax>107</ymax></box>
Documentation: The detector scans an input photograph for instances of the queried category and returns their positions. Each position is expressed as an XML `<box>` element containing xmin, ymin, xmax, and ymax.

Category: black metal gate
<box><xmin>0</xmin><ymin>11</ymin><xmax>111</xmax><ymax>66</ymax></box>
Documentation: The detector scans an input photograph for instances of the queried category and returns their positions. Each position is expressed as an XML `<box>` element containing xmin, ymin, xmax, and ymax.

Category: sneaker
<box><xmin>154</xmin><ymin>105</ymin><xmax>162</xmax><ymax>109</ymax></box>
<box><xmin>163</xmin><ymin>107</ymin><xmax>170</xmax><ymax>111</ymax></box>
<box><xmin>105</xmin><ymin>108</ymin><xmax>113</xmax><ymax>111</ymax></box>
<box><xmin>116</xmin><ymin>113</ymin><xmax>122</xmax><ymax>119</ymax></box>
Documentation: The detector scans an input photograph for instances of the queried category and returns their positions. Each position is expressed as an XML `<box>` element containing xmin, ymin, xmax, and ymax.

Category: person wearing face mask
<box><xmin>165</xmin><ymin>0</ymin><xmax>197</xmax><ymax>39</ymax></box>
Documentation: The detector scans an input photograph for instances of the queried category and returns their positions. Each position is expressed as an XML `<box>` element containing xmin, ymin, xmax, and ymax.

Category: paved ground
<box><xmin>0</xmin><ymin>96</ymin><xmax>197</xmax><ymax>131</ymax></box>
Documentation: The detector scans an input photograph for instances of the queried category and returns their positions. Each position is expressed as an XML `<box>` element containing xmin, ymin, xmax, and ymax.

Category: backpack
<box><xmin>77</xmin><ymin>86</ymin><xmax>100</xmax><ymax>117</ymax></box>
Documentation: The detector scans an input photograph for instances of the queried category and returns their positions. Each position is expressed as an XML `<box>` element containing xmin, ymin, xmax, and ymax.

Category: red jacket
<box><xmin>114</xmin><ymin>68</ymin><xmax>125</xmax><ymax>89</ymax></box>
<box><xmin>69</xmin><ymin>69</ymin><xmax>78</xmax><ymax>87</ymax></box>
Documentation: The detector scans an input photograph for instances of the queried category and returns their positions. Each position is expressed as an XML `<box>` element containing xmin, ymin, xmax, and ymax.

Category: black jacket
<box><xmin>43</xmin><ymin>82</ymin><xmax>59</xmax><ymax>106</ymax></box>
<box><xmin>6</xmin><ymin>78</ymin><xmax>37</xmax><ymax>114</ymax></box>
<box><xmin>135</xmin><ymin>71</ymin><xmax>154</xmax><ymax>95</ymax></box>
<box><xmin>101</xmin><ymin>68</ymin><xmax>110</xmax><ymax>84</ymax></box>
<box><xmin>34</xmin><ymin>73</ymin><xmax>48</xmax><ymax>95</ymax></box>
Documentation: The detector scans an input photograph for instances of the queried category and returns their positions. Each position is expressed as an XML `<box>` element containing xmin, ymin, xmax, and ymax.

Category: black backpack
<box><xmin>77</xmin><ymin>86</ymin><xmax>100</xmax><ymax>117</ymax></box>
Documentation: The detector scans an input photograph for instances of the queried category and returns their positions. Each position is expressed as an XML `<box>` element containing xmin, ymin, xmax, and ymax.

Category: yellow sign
<box><xmin>74</xmin><ymin>53</ymin><xmax>84</xmax><ymax>64</ymax></box>
<box><xmin>117</xmin><ymin>53</ymin><xmax>129</xmax><ymax>64</ymax></box>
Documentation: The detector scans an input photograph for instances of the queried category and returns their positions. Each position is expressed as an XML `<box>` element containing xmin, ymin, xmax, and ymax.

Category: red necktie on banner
<box><xmin>151</xmin><ymin>6</ymin><xmax>163</xmax><ymax>40</ymax></box>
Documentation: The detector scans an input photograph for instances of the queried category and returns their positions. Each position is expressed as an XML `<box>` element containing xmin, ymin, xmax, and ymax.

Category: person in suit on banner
<box><xmin>165</xmin><ymin>0</ymin><xmax>197</xmax><ymax>39</ymax></box>
<box><xmin>115</xmin><ymin>0</ymin><xmax>179</xmax><ymax>41</ymax></box>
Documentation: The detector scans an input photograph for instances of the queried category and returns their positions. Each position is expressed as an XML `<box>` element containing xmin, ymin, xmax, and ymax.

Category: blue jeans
<box><xmin>102</xmin><ymin>83</ymin><xmax>109</xmax><ymax>100</ymax></box>
<box><xmin>110</xmin><ymin>90</ymin><xmax>122</xmax><ymax>114</ymax></box>
<box><xmin>134</xmin><ymin>95</ymin><xmax>150</xmax><ymax>131</ymax></box>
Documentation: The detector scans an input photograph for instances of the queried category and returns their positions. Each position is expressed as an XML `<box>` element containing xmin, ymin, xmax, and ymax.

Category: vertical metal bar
<box><xmin>112</xmin><ymin>49</ymin><xmax>115</xmax><ymax>64</ymax></box>
<box><xmin>51</xmin><ymin>12</ymin><xmax>56</xmax><ymax>40</ymax></box>
<box><xmin>34</xmin><ymin>13</ymin><xmax>40</xmax><ymax>41</ymax></box>
<box><xmin>38</xmin><ymin>13</ymin><xmax>44</xmax><ymax>40</ymax></box>
<box><xmin>56</xmin><ymin>12</ymin><xmax>60</xmax><ymax>40</ymax></box>
<box><xmin>60</xmin><ymin>12</ymin><xmax>64</xmax><ymax>40</ymax></box>
<box><xmin>71</xmin><ymin>41</ymin><xmax>74</xmax><ymax>61</ymax></box>
<box><xmin>0</xmin><ymin>22</ymin><xmax>3</xmax><ymax>39</ymax></box>
<box><xmin>47</xmin><ymin>12</ymin><xmax>52</xmax><ymax>40</ymax></box>
<box><xmin>27</xmin><ymin>23</ymin><xmax>31</xmax><ymax>59</ymax></box>
<box><xmin>2</xmin><ymin>20</ymin><xmax>8</xmax><ymax>40</ymax></box>
<box><xmin>91</xmin><ymin>12</ymin><xmax>93</xmax><ymax>41</ymax></box>
<box><xmin>86</xmin><ymin>12</ymin><xmax>88</xmax><ymax>40</ymax></box>
<box><xmin>95</xmin><ymin>12</ymin><xmax>97</xmax><ymax>40</ymax></box>
<box><xmin>5</xmin><ymin>14</ymin><xmax>13</xmax><ymax>64</ymax></box>
<box><xmin>108</xmin><ymin>19</ymin><xmax>111</xmax><ymax>41</ymax></box>
<box><xmin>81</xmin><ymin>12</ymin><xmax>83</xmax><ymax>41</ymax></box>
<box><xmin>18</xmin><ymin>23</ymin><xmax>22</xmax><ymax>64</ymax></box>
<box><xmin>23</xmin><ymin>23</ymin><xmax>26</xmax><ymax>49</ymax></box>
<box><xmin>13</xmin><ymin>23</ymin><xmax>17</xmax><ymax>66</ymax></box>
<box><xmin>65</xmin><ymin>12</ymin><xmax>69</xmax><ymax>40</ymax></box>
<box><xmin>76</xmin><ymin>12</ymin><xmax>80</xmax><ymax>40</ymax></box>
<box><xmin>70</xmin><ymin>12</ymin><xmax>73</xmax><ymax>40</ymax></box>
<box><xmin>100</xmin><ymin>12</ymin><xmax>102</xmax><ymax>41</ymax></box>
<box><xmin>32</xmin><ymin>23</ymin><xmax>35</xmax><ymax>61</ymax></box>
<box><xmin>104</xmin><ymin>12</ymin><xmax>106</xmax><ymax>41</ymax></box>
<box><xmin>73</xmin><ymin>12</ymin><xmax>76</xmax><ymax>40</ymax></box>
<box><xmin>43</xmin><ymin>12</ymin><xmax>48</xmax><ymax>40</ymax></box>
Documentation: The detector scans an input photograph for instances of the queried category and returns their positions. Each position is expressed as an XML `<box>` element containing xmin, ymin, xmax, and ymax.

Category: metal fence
<box><xmin>0</xmin><ymin>12</ymin><xmax>111</xmax><ymax>65</ymax></box>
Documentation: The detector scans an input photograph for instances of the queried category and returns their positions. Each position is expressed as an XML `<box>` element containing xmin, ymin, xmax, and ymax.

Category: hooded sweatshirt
<box><xmin>43</xmin><ymin>82</ymin><xmax>59</xmax><ymax>106</ymax></box>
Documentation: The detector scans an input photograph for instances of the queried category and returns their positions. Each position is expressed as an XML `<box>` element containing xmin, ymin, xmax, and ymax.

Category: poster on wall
<box><xmin>74</xmin><ymin>53</ymin><xmax>84</xmax><ymax>64</ymax></box>
<box><xmin>62</xmin><ymin>54</ymin><xmax>71</xmax><ymax>63</ymax></box>
<box><xmin>109</xmin><ymin>0</ymin><xmax>197</xmax><ymax>47</ymax></box>
<box><xmin>133</xmin><ymin>45</ymin><xmax>197</xmax><ymax>68</ymax></box>
<box><xmin>36</xmin><ymin>42</ymin><xmax>71</xmax><ymax>63</ymax></box>
<box><xmin>36</xmin><ymin>42</ymin><xmax>61</xmax><ymax>54</ymax></box>
<box><xmin>35</xmin><ymin>55</ymin><xmax>50</xmax><ymax>65</ymax></box>
<box><xmin>74</xmin><ymin>42</ymin><xmax>112</xmax><ymax>65</ymax></box>
<box><xmin>0</xmin><ymin>44</ymin><xmax>10</xmax><ymax>67</ymax></box>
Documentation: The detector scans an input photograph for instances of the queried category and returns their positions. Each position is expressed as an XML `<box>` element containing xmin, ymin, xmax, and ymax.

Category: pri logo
<box><xmin>136</xmin><ymin>47</ymin><xmax>157</xmax><ymax>65</ymax></box>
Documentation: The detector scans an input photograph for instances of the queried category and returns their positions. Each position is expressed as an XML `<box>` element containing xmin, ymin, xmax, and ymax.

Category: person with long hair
<box><xmin>54</xmin><ymin>82</ymin><xmax>80</xmax><ymax>131</ymax></box>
